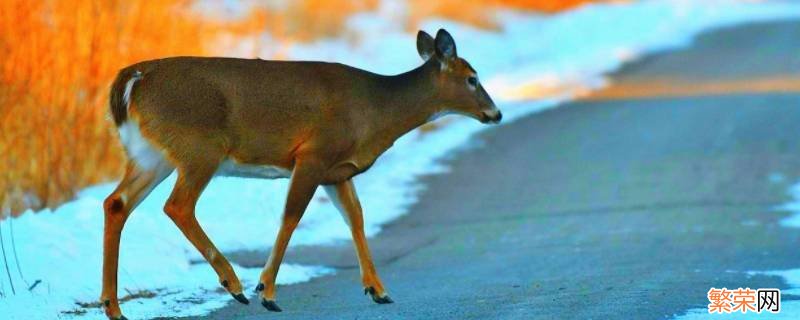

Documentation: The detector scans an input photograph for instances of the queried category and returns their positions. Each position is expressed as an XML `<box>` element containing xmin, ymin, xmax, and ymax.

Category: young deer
<box><xmin>100</xmin><ymin>29</ymin><xmax>500</xmax><ymax>319</ymax></box>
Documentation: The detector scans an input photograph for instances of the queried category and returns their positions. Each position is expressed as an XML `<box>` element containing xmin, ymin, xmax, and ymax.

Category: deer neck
<box><xmin>367</xmin><ymin>63</ymin><xmax>440</xmax><ymax>149</ymax></box>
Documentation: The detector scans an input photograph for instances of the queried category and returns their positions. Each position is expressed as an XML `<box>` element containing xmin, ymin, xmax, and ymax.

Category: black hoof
<box><xmin>374</xmin><ymin>295</ymin><xmax>394</xmax><ymax>304</ymax></box>
<box><xmin>112</xmin><ymin>316</ymin><xmax>128</xmax><ymax>320</ymax></box>
<box><xmin>261</xmin><ymin>299</ymin><xmax>283</xmax><ymax>312</ymax></box>
<box><xmin>255</xmin><ymin>283</ymin><xmax>264</xmax><ymax>292</ymax></box>
<box><xmin>364</xmin><ymin>287</ymin><xmax>394</xmax><ymax>304</ymax></box>
<box><xmin>232</xmin><ymin>292</ymin><xmax>250</xmax><ymax>305</ymax></box>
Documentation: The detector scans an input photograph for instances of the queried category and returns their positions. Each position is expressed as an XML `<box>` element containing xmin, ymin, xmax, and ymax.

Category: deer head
<box><xmin>417</xmin><ymin>29</ymin><xmax>502</xmax><ymax>124</ymax></box>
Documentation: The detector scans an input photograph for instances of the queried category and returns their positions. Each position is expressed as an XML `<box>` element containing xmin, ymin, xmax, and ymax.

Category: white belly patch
<box><xmin>216</xmin><ymin>160</ymin><xmax>291</xmax><ymax>179</ymax></box>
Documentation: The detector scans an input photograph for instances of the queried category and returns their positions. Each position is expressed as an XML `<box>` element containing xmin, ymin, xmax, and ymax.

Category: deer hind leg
<box><xmin>257</xmin><ymin>159</ymin><xmax>322</xmax><ymax>312</ymax></box>
<box><xmin>163</xmin><ymin>160</ymin><xmax>249</xmax><ymax>305</ymax></box>
<box><xmin>101</xmin><ymin>161</ymin><xmax>173</xmax><ymax>320</ymax></box>
<box><xmin>323</xmin><ymin>180</ymin><xmax>393</xmax><ymax>304</ymax></box>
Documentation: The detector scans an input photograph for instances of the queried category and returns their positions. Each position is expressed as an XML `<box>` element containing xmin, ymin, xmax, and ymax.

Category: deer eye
<box><xmin>467</xmin><ymin>76</ymin><xmax>478</xmax><ymax>87</ymax></box>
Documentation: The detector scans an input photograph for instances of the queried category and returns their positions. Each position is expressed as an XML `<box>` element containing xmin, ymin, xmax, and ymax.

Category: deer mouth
<box><xmin>480</xmin><ymin>110</ymin><xmax>503</xmax><ymax>124</ymax></box>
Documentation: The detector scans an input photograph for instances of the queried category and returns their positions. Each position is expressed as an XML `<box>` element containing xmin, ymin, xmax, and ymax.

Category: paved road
<box><xmin>184</xmin><ymin>20</ymin><xmax>800</xmax><ymax>319</ymax></box>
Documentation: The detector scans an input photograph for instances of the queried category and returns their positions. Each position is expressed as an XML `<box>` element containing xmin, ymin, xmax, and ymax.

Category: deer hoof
<box><xmin>364</xmin><ymin>287</ymin><xmax>394</xmax><ymax>304</ymax></box>
<box><xmin>112</xmin><ymin>316</ymin><xmax>128</xmax><ymax>320</ymax></box>
<box><xmin>232</xmin><ymin>292</ymin><xmax>250</xmax><ymax>305</ymax></box>
<box><xmin>373</xmin><ymin>294</ymin><xmax>394</xmax><ymax>304</ymax></box>
<box><xmin>261</xmin><ymin>298</ymin><xmax>282</xmax><ymax>312</ymax></box>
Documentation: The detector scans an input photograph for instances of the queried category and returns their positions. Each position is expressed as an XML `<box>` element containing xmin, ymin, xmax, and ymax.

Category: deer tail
<box><xmin>109</xmin><ymin>68</ymin><xmax>143</xmax><ymax>127</ymax></box>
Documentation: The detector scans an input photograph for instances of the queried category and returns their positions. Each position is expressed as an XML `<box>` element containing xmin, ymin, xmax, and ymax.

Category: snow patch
<box><xmin>675</xmin><ymin>180</ymin><xmax>800</xmax><ymax>319</ymax></box>
<box><xmin>4</xmin><ymin>0</ymin><xmax>800</xmax><ymax>319</ymax></box>
<box><xmin>778</xmin><ymin>182</ymin><xmax>800</xmax><ymax>229</ymax></box>
<box><xmin>673</xmin><ymin>270</ymin><xmax>800</xmax><ymax>319</ymax></box>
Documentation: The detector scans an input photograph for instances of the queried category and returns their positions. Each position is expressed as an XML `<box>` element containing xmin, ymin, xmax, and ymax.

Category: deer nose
<box><xmin>482</xmin><ymin>110</ymin><xmax>502</xmax><ymax>124</ymax></box>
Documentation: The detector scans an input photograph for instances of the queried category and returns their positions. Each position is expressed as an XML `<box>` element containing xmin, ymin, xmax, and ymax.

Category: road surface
<box><xmin>183</xmin><ymin>19</ymin><xmax>800</xmax><ymax>319</ymax></box>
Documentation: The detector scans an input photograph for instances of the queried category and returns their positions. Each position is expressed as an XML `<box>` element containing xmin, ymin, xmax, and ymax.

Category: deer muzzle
<box><xmin>481</xmin><ymin>109</ymin><xmax>503</xmax><ymax>124</ymax></box>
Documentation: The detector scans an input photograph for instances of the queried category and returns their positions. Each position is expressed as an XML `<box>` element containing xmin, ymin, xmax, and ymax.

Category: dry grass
<box><xmin>1</xmin><ymin>0</ymin><xmax>603</xmax><ymax>217</ymax></box>
<box><xmin>74</xmin><ymin>288</ymin><xmax>157</xmax><ymax>309</ymax></box>
<box><xmin>0</xmin><ymin>0</ymin><xmax>266</xmax><ymax>216</ymax></box>
<box><xmin>407</xmin><ymin>0</ymin><xmax>606</xmax><ymax>30</ymax></box>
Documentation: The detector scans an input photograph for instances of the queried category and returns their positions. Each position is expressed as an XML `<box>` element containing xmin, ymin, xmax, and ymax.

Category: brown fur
<box><xmin>119</xmin><ymin>54</ymin><xmax>494</xmax><ymax>182</ymax></box>
<box><xmin>109</xmin><ymin>68</ymin><xmax>140</xmax><ymax>126</ymax></box>
<box><xmin>100</xmin><ymin>29</ymin><xmax>500</xmax><ymax>319</ymax></box>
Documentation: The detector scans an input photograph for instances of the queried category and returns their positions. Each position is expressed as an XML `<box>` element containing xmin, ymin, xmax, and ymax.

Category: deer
<box><xmin>100</xmin><ymin>28</ymin><xmax>500</xmax><ymax>319</ymax></box>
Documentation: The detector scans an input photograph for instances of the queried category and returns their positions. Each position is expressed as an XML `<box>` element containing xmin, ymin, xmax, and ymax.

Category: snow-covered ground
<box><xmin>674</xmin><ymin>182</ymin><xmax>800</xmax><ymax>319</ymax></box>
<box><xmin>3</xmin><ymin>0</ymin><xmax>800</xmax><ymax>319</ymax></box>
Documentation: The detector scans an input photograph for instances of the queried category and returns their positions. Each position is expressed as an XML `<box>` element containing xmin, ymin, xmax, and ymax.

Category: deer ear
<box><xmin>434</xmin><ymin>29</ymin><xmax>457</xmax><ymax>61</ymax></box>
<box><xmin>417</xmin><ymin>30</ymin><xmax>435</xmax><ymax>61</ymax></box>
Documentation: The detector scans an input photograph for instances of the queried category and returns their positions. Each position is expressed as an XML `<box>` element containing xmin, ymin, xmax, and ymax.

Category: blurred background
<box><xmin>0</xmin><ymin>0</ymin><xmax>600</xmax><ymax>217</ymax></box>
<box><xmin>3</xmin><ymin>1</ymin><xmax>800</xmax><ymax>319</ymax></box>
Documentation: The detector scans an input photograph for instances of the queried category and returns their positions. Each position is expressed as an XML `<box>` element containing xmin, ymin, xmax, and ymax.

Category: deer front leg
<box><xmin>257</xmin><ymin>159</ymin><xmax>322</xmax><ymax>312</ymax></box>
<box><xmin>323</xmin><ymin>179</ymin><xmax>393</xmax><ymax>304</ymax></box>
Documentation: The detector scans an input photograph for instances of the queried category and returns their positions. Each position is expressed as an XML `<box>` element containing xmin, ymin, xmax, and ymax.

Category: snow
<box><xmin>673</xmin><ymin>181</ymin><xmax>800</xmax><ymax>319</ymax></box>
<box><xmin>0</xmin><ymin>183</ymin><xmax>333</xmax><ymax>319</ymax></box>
<box><xmin>3</xmin><ymin>0</ymin><xmax>800</xmax><ymax>319</ymax></box>
<box><xmin>778</xmin><ymin>182</ymin><xmax>800</xmax><ymax>229</ymax></box>
<box><xmin>676</xmin><ymin>295</ymin><xmax>800</xmax><ymax>320</ymax></box>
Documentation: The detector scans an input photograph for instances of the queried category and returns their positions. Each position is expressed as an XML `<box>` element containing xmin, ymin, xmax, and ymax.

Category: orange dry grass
<box><xmin>0</xmin><ymin>0</ymin><xmax>265</xmax><ymax>216</ymax></box>
<box><xmin>408</xmin><ymin>0</ymin><xmax>610</xmax><ymax>29</ymax></box>
<box><xmin>273</xmin><ymin>0</ymin><xmax>380</xmax><ymax>42</ymax></box>
<box><xmin>1</xmin><ymin>0</ymin><xmax>603</xmax><ymax>217</ymax></box>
